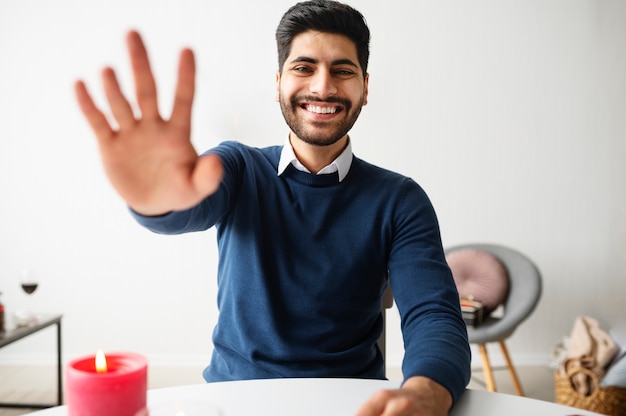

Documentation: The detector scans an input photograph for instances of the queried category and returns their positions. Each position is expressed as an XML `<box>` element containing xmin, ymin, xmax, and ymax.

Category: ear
<box><xmin>362</xmin><ymin>73</ymin><xmax>369</xmax><ymax>106</ymax></box>
<box><xmin>275</xmin><ymin>71</ymin><xmax>281</xmax><ymax>102</ymax></box>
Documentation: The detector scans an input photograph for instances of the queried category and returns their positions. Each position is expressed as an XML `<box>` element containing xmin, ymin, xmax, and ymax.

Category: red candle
<box><xmin>66</xmin><ymin>351</ymin><xmax>147</xmax><ymax>416</ymax></box>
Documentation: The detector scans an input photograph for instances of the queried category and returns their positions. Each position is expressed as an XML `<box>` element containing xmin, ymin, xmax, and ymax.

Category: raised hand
<box><xmin>75</xmin><ymin>31</ymin><xmax>223</xmax><ymax>216</ymax></box>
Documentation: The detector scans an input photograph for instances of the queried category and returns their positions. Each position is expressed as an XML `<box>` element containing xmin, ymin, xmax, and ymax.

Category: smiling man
<box><xmin>277</xmin><ymin>29</ymin><xmax>366</xmax><ymax>147</ymax></box>
<box><xmin>75</xmin><ymin>1</ymin><xmax>471</xmax><ymax>415</ymax></box>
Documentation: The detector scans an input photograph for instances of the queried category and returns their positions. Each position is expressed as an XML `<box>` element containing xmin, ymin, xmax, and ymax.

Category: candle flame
<box><xmin>95</xmin><ymin>349</ymin><xmax>108</xmax><ymax>373</ymax></box>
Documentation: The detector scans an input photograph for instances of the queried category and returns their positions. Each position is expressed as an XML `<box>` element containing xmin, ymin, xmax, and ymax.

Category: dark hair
<box><xmin>275</xmin><ymin>0</ymin><xmax>370</xmax><ymax>77</ymax></box>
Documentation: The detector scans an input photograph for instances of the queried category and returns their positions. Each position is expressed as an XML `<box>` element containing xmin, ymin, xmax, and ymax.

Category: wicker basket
<box><xmin>555</xmin><ymin>367</ymin><xmax>626</xmax><ymax>416</ymax></box>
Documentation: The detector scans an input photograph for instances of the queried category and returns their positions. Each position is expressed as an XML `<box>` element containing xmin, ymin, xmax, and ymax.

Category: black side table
<box><xmin>0</xmin><ymin>314</ymin><xmax>63</xmax><ymax>408</ymax></box>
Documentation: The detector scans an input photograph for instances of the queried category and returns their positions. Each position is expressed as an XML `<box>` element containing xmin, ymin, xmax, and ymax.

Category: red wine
<box><xmin>21</xmin><ymin>283</ymin><xmax>38</xmax><ymax>294</ymax></box>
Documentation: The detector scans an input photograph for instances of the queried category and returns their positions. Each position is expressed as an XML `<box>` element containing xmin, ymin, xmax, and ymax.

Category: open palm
<box><xmin>75</xmin><ymin>31</ymin><xmax>223</xmax><ymax>216</ymax></box>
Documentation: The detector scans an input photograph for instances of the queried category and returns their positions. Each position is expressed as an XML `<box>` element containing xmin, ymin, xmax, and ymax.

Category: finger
<box><xmin>380</xmin><ymin>396</ymin><xmax>413</xmax><ymax>416</ymax></box>
<box><xmin>126</xmin><ymin>30</ymin><xmax>160</xmax><ymax>120</ymax></box>
<box><xmin>354</xmin><ymin>390</ymin><xmax>390</xmax><ymax>416</ymax></box>
<box><xmin>74</xmin><ymin>80</ymin><xmax>114</xmax><ymax>142</ymax></box>
<box><xmin>101</xmin><ymin>67</ymin><xmax>136</xmax><ymax>129</ymax></box>
<box><xmin>170</xmin><ymin>48</ymin><xmax>196</xmax><ymax>130</ymax></box>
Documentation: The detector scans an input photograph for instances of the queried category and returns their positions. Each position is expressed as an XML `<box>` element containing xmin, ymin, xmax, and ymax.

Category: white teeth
<box><xmin>307</xmin><ymin>105</ymin><xmax>337</xmax><ymax>114</ymax></box>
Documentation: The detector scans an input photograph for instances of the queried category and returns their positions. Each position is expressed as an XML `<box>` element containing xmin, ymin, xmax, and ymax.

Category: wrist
<box><xmin>402</xmin><ymin>376</ymin><xmax>453</xmax><ymax>412</ymax></box>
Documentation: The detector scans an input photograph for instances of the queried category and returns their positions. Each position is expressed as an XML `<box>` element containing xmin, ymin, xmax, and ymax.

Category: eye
<box><xmin>333</xmin><ymin>68</ymin><xmax>357</xmax><ymax>77</ymax></box>
<box><xmin>292</xmin><ymin>66</ymin><xmax>313</xmax><ymax>74</ymax></box>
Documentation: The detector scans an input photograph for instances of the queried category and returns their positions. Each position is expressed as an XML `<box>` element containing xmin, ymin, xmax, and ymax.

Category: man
<box><xmin>75</xmin><ymin>1</ymin><xmax>471</xmax><ymax>414</ymax></box>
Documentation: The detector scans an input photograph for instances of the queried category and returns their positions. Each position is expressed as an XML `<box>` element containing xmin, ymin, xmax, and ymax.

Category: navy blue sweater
<box><xmin>133</xmin><ymin>141</ymin><xmax>470</xmax><ymax>402</ymax></box>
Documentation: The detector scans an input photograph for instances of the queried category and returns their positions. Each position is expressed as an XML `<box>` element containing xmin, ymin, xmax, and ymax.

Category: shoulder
<box><xmin>349</xmin><ymin>157</ymin><xmax>437</xmax><ymax>220</ymax></box>
<box><xmin>351</xmin><ymin>157</ymin><xmax>426</xmax><ymax>195</ymax></box>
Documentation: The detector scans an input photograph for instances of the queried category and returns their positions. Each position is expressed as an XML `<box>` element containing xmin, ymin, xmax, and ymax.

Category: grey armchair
<box><xmin>445</xmin><ymin>243</ymin><xmax>542</xmax><ymax>395</ymax></box>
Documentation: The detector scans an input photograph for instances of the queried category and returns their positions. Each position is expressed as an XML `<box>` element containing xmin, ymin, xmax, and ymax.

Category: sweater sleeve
<box><xmin>387</xmin><ymin>179</ymin><xmax>471</xmax><ymax>403</ymax></box>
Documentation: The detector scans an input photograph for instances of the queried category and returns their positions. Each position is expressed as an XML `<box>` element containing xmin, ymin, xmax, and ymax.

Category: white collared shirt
<box><xmin>277</xmin><ymin>136</ymin><xmax>353</xmax><ymax>182</ymax></box>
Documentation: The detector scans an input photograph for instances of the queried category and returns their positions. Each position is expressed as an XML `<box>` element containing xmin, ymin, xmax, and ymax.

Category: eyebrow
<box><xmin>290</xmin><ymin>56</ymin><xmax>359</xmax><ymax>68</ymax></box>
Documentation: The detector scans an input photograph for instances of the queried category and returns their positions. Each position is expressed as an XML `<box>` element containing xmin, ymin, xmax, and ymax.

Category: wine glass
<box><xmin>16</xmin><ymin>269</ymin><xmax>39</xmax><ymax>326</ymax></box>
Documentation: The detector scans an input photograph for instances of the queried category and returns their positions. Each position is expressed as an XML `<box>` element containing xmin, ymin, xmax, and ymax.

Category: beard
<box><xmin>279</xmin><ymin>92</ymin><xmax>364</xmax><ymax>147</ymax></box>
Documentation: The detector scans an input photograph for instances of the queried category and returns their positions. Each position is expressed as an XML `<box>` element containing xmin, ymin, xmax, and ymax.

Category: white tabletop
<box><xmin>25</xmin><ymin>378</ymin><xmax>603</xmax><ymax>416</ymax></box>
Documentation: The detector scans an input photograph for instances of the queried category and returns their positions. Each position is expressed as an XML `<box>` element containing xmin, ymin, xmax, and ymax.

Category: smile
<box><xmin>303</xmin><ymin>104</ymin><xmax>341</xmax><ymax>114</ymax></box>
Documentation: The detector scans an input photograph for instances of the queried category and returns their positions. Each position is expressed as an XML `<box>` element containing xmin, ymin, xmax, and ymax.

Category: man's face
<box><xmin>276</xmin><ymin>30</ymin><xmax>369</xmax><ymax>147</ymax></box>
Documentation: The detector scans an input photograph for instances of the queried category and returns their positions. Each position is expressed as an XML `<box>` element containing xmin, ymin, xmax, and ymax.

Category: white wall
<box><xmin>1</xmin><ymin>0</ymin><xmax>624</xmax><ymax>373</ymax></box>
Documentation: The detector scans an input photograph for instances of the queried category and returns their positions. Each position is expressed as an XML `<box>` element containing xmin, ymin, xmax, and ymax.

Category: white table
<box><xmin>24</xmin><ymin>378</ymin><xmax>603</xmax><ymax>415</ymax></box>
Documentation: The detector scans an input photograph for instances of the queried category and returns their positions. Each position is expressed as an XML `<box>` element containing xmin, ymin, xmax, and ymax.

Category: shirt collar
<box><xmin>277</xmin><ymin>136</ymin><xmax>353</xmax><ymax>182</ymax></box>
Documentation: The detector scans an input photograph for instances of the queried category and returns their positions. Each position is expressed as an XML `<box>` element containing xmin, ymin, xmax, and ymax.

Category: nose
<box><xmin>308</xmin><ymin>70</ymin><xmax>337</xmax><ymax>98</ymax></box>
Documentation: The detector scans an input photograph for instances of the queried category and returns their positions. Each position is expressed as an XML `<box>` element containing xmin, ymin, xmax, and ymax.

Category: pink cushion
<box><xmin>446</xmin><ymin>249</ymin><xmax>510</xmax><ymax>312</ymax></box>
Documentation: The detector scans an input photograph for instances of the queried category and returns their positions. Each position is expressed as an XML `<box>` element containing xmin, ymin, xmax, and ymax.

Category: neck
<box><xmin>289</xmin><ymin>133</ymin><xmax>349</xmax><ymax>173</ymax></box>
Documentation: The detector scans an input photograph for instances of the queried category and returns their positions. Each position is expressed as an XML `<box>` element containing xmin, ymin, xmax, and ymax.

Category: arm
<box><xmin>356</xmin><ymin>180</ymin><xmax>470</xmax><ymax>415</ymax></box>
<box><xmin>75</xmin><ymin>31</ymin><xmax>223</xmax><ymax>216</ymax></box>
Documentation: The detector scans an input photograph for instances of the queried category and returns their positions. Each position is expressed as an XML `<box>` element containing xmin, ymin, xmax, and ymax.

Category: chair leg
<box><xmin>499</xmin><ymin>341</ymin><xmax>525</xmax><ymax>396</ymax></box>
<box><xmin>478</xmin><ymin>343</ymin><xmax>497</xmax><ymax>392</ymax></box>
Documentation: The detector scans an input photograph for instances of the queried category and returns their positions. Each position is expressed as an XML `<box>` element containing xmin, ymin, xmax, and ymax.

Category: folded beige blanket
<box><xmin>560</xmin><ymin>316</ymin><xmax>619</xmax><ymax>395</ymax></box>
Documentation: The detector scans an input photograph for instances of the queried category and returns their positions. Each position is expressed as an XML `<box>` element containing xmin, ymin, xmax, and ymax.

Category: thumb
<box><xmin>192</xmin><ymin>153</ymin><xmax>224</xmax><ymax>199</ymax></box>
